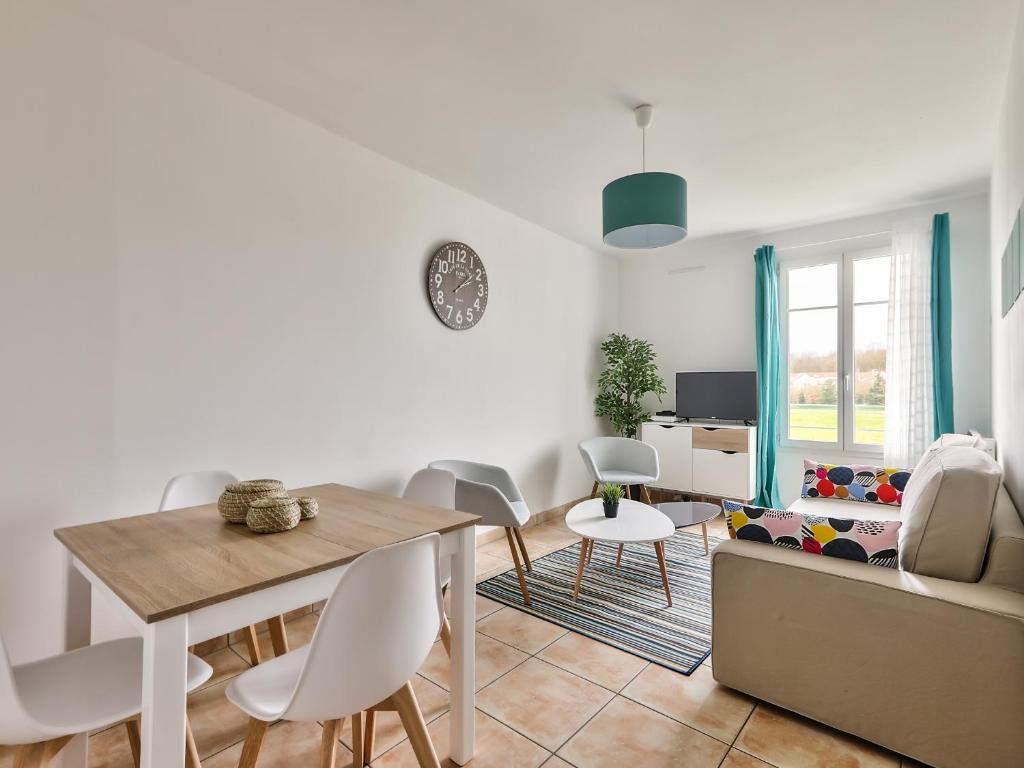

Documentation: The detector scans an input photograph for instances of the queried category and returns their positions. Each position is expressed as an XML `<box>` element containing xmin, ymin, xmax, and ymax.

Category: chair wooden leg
<box><xmin>364</xmin><ymin>710</ymin><xmax>377</xmax><ymax>766</ymax></box>
<box><xmin>439</xmin><ymin>612</ymin><xmax>452</xmax><ymax>657</ymax></box>
<box><xmin>320</xmin><ymin>718</ymin><xmax>342</xmax><ymax>768</ymax></box>
<box><xmin>504</xmin><ymin>527</ymin><xmax>531</xmax><ymax>605</ymax></box>
<box><xmin>513</xmin><ymin>527</ymin><xmax>532</xmax><ymax>573</ymax></box>
<box><xmin>573</xmin><ymin>538</ymin><xmax>590</xmax><ymax>600</ymax></box>
<box><xmin>239</xmin><ymin>717</ymin><xmax>270</xmax><ymax>768</ymax></box>
<box><xmin>351</xmin><ymin>711</ymin><xmax>363</xmax><ymax>768</ymax></box>
<box><xmin>267</xmin><ymin>614</ymin><xmax>290</xmax><ymax>657</ymax></box>
<box><xmin>590</xmin><ymin>481</ymin><xmax>599</xmax><ymax>499</ymax></box>
<box><xmin>641</xmin><ymin>485</ymin><xmax>653</xmax><ymax>504</ymax></box>
<box><xmin>587</xmin><ymin>539</ymin><xmax>594</xmax><ymax>564</ymax></box>
<box><xmin>242</xmin><ymin>624</ymin><xmax>263</xmax><ymax>666</ymax></box>
<box><xmin>391</xmin><ymin>681</ymin><xmax>441</xmax><ymax>768</ymax></box>
<box><xmin>702</xmin><ymin>522</ymin><xmax>709</xmax><ymax>555</ymax></box>
<box><xmin>185</xmin><ymin>718</ymin><xmax>202</xmax><ymax>768</ymax></box>
<box><xmin>654</xmin><ymin>541</ymin><xmax>673</xmax><ymax>607</ymax></box>
<box><xmin>615</xmin><ymin>543</ymin><xmax>624</xmax><ymax>566</ymax></box>
<box><xmin>124</xmin><ymin>719</ymin><xmax>142</xmax><ymax>767</ymax></box>
<box><xmin>625</xmin><ymin>483</ymin><xmax>632</xmax><ymax>500</ymax></box>
<box><xmin>125</xmin><ymin>719</ymin><xmax>142</xmax><ymax>768</ymax></box>
<box><xmin>14</xmin><ymin>735</ymin><xmax>72</xmax><ymax>768</ymax></box>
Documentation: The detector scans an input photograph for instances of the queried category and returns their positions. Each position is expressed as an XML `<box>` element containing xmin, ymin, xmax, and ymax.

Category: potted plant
<box><xmin>594</xmin><ymin>333</ymin><xmax>667</xmax><ymax>439</ymax></box>
<box><xmin>600</xmin><ymin>482</ymin><xmax>624</xmax><ymax>518</ymax></box>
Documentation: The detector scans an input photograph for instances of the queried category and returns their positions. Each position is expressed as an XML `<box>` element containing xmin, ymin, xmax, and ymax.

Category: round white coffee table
<box><xmin>564</xmin><ymin>498</ymin><xmax>676</xmax><ymax>606</ymax></box>
<box><xmin>656</xmin><ymin>501</ymin><xmax>721</xmax><ymax>555</ymax></box>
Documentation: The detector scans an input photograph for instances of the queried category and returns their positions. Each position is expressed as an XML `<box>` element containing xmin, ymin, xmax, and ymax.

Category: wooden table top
<box><xmin>54</xmin><ymin>483</ymin><xmax>479</xmax><ymax>623</ymax></box>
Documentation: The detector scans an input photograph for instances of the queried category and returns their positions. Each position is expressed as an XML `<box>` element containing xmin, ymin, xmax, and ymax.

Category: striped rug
<box><xmin>477</xmin><ymin>530</ymin><xmax>722</xmax><ymax>675</ymax></box>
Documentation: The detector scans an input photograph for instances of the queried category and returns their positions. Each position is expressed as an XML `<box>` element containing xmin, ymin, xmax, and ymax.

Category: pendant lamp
<box><xmin>602</xmin><ymin>105</ymin><xmax>687</xmax><ymax>248</ymax></box>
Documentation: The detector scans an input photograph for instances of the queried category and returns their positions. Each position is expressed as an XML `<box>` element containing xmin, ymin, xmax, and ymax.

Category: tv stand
<box><xmin>640</xmin><ymin>420</ymin><xmax>756</xmax><ymax>501</ymax></box>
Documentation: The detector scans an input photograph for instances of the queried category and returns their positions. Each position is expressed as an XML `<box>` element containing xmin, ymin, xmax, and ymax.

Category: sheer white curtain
<box><xmin>884</xmin><ymin>218</ymin><xmax>934</xmax><ymax>467</ymax></box>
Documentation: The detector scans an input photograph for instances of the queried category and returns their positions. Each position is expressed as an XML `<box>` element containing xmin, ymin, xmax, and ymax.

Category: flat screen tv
<box><xmin>676</xmin><ymin>371</ymin><xmax>757</xmax><ymax>422</ymax></box>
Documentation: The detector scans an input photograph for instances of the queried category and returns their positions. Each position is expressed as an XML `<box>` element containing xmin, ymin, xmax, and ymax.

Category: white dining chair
<box><xmin>578</xmin><ymin>436</ymin><xmax>660</xmax><ymax>504</ymax></box>
<box><xmin>160</xmin><ymin>471</ymin><xmax>290</xmax><ymax>666</ymax></box>
<box><xmin>428</xmin><ymin>459</ymin><xmax>533</xmax><ymax>604</ymax></box>
<box><xmin>402</xmin><ymin>468</ymin><xmax>457</xmax><ymax>656</ymax></box>
<box><xmin>226</xmin><ymin>533</ymin><xmax>443</xmax><ymax>768</ymax></box>
<box><xmin>0</xmin><ymin>634</ymin><xmax>211</xmax><ymax>768</ymax></box>
<box><xmin>356</xmin><ymin>468</ymin><xmax>455</xmax><ymax>766</ymax></box>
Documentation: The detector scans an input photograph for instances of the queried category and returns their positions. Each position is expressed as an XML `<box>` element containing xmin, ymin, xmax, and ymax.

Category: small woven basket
<box><xmin>246</xmin><ymin>497</ymin><xmax>301</xmax><ymax>534</ymax></box>
<box><xmin>218</xmin><ymin>479</ymin><xmax>287</xmax><ymax>524</ymax></box>
<box><xmin>297</xmin><ymin>496</ymin><xmax>319</xmax><ymax>520</ymax></box>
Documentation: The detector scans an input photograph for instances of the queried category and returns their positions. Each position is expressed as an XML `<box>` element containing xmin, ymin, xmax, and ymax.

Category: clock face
<box><xmin>427</xmin><ymin>242</ymin><xmax>488</xmax><ymax>330</ymax></box>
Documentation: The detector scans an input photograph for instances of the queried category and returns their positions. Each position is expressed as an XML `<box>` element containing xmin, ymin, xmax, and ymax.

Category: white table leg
<box><xmin>59</xmin><ymin>551</ymin><xmax>91</xmax><ymax>768</ymax></box>
<box><xmin>141</xmin><ymin>614</ymin><xmax>189</xmax><ymax>768</ymax></box>
<box><xmin>449</xmin><ymin>526</ymin><xmax>475</xmax><ymax>765</ymax></box>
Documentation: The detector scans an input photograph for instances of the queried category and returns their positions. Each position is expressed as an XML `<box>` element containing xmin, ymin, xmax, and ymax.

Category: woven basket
<box><xmin>297</xmin><ymin>496</ymin><xmax>319</xmax><ymax>520</ymax></box>
<box><xmin>218</xmin><ymin>479</ymin><xmax>287</xmax><ymax>524</ymax></box>
<box><xmin>246</xmin><ymin>497</ymin><xmax>300</xmax><ymax>534</ymax></box>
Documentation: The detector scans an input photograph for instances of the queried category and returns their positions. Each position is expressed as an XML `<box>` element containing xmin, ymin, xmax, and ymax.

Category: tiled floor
<box><xmin>1</xmin><ymin>516</ymin><xmax>918</xmax><ymax>768</ymax></box>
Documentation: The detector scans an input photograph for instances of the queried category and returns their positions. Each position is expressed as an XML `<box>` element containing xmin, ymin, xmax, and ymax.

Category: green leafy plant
<box><xmin>594</xmin><ymin>333</ymin><xmax>667</xmax><ymax>439</ymax></box>
<box><xmin>600</xmin><ymin>482</ymin><xmax>624</xmax><ymax>504</ymax></box>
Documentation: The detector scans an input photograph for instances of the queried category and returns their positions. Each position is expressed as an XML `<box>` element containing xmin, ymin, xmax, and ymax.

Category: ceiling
<box><xmin>80</xmin><ymin>0</ymin><xmax>1019</xmax><ymax>253</ymax></box>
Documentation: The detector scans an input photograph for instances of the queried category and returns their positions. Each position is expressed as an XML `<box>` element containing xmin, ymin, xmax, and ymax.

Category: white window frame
<box><xmin>780</xmin><ymin>245</ymin><xmax>890</xmax><ymax>456</ymax></box>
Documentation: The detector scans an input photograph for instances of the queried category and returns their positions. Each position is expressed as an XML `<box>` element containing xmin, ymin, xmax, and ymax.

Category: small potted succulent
<box><xmin>600</xmin><ymin>482</ymin><xmax>624</xmax><ymax>518</ymax></box>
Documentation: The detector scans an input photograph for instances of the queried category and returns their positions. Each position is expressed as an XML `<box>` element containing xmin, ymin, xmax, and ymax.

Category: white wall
<box><xmin>990</xmin><ymin>1</ymin><xmax>1024</xmax><ymax>507</ymax></box>
<box><xmin>619</xmin><ymin>194</ymin><xmax>992</xmax><ymax>504</ymax></box>
<box><xmin>0</xmin><ymin>5</ymin><xmax>617</xmax><ymax>660</ymax></box>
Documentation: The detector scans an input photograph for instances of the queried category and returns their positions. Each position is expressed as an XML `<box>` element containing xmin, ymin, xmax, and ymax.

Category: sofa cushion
<box><xmin>788</xmin><ymin>496</ymin><xmax>901</xmax><ymax>521</ymax></box>
<box><xmin>801</xmin><ymin>459</ymin><xmax>911</xmax><ymax>506</ymax></box>
<box><xmin>724</xmin><ymin>500</ymin><xmax>900</xmax><ymax>568</ymax></box>
<box><xmin>898</xmin><ymin>446</ymin><xmax>1001</xmax><ymax>582</ymax></box>
<box><xmin>915</xmin><ymin>432</ymin><xmax>984</xmax><ymax>472</ymax></box>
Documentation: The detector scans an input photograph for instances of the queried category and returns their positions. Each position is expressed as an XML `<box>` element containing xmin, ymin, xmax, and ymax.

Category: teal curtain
<box><xmin>754</xmin><ymin>245</ymin><xmax>782</xmax><ymax>508</ymax></box>
<box><xmin>930</xmin><ymin>213</ymin><xmax>954</xmax><ymax>437</ymax></box>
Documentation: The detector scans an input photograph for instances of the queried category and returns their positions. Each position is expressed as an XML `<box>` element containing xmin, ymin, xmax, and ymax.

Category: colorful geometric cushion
<box><xmin>801</xmin><ymin>459</ymin><xmax>912</xmax><ymax>506</ymax></box>
<box><xmin>724</xmin><ymin>500</ymin><xmax>901</xmax><ymax>568</ymax></box>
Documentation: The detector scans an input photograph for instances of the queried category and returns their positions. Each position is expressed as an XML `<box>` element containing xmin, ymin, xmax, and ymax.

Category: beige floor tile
<box><xmin>186</xmin><ymin>679</ymin><xmax>251</xmax><ymax>759</ymax></box>
<box><xmin>620</xmin><ymin>662</ymin><xmax>755</xmax><ymax>743</ymax></box>
<box><xmin>476</xmin><ymin>608</ymin><xmax>567</xmax><ymax>654</ymax></box>
<box><xmin>540</xmin><ymin>757</ymin><xmax>575</xmax><ymax>768</ymax></box>
<box><xmin>371</xmin><ymin>709</ymin><xmax>549</xmax><ymax>768</ymax></box>
<box><xmin>339</xmin><ymin>675</ymin><xmax>449</xmax><ymax>758</ymax></box>
<box><xmin>419</xmin><ymin>634</ymin><xmax>528</xmax><ymax>692</ymax></box>
<box><xmin>721</xmin><ymin>749</ymin><xmax>776</xmax><ymax>768</ymax></box>
<box><xmin>476</xmin><ymin>552</ymin><xmax>513</xmax><ymax>581</ymax></box>
<box><xmin>518</xmin><ymin>524</ymin><xmax>579</xmax><ymax>555</ymax></box>
<box><xmin>203</xmin><ymin>719</ymin><xmax>355</xmax><ymax>767</ymax></box>
<box><xmin>197</xmin><ymin>646</ymin><xmax>251</xmax><ymax>691</ymax></box>
<box><xmin>557</xmin><ymin>696</ymin><xmax>729</xmax><ymax>768</ymax></box>
<box><xmin>477</xmin><ymin>658</ymin><xmax>613</xmax><ymax>752</ymax></box>
<box><xmin>735</xmin><ymin>704</ymin><xmax>900</xmax><ymax>768</ymax></box>
<box><xmin>0</xmin><ymin>745</ymin><xmax>13</xmax><ymax>768</ymax></box>
<box><xmin>478</xmin><ymin>535</ymin><xmax>517</xmax><ymax>562</ymax></box>
<box><xmin>537</xmin><ymin>632</ymin><xmax>648</xmax><ymax>692</ymax></box>
<box><xmin>443</xmin><ymin>592</ymin><xmax>503</xmax><ymax>621</ymax></box>
<box><xmin>87</xmin><ymin>723</ymin><xmax>136</xmax><ymax>767</ymax></box>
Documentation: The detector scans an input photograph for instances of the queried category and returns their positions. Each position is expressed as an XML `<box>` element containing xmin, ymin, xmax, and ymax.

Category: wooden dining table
<box><xmin>53</xmin><ymin>483</ymin><xmax>479</xmax><ymax>768</ymax></box>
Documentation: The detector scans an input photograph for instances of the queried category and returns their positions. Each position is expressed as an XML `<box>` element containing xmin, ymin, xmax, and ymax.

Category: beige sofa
<box><xmin>711</xmin><ymin>438</ymin><xmax>1024</xmax><ymax>768</ymax></box>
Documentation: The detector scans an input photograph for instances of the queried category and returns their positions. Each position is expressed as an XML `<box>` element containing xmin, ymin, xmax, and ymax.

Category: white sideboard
<box><xmin>641</xmin><ymin>421</ymin><xmax>757</xmax><ymax>501</ymax></box>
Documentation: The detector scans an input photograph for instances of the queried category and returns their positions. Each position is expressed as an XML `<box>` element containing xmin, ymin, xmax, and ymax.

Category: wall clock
<box><xmin>427</xmin><ymin>242</ymin><xmax>488</xmax><ymax>330</ymax></box>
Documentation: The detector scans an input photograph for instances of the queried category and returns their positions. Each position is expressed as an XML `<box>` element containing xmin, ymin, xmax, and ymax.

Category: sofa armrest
<box><xmin>711</xmin><ymin>540</ymin><xmax>1024</xmax><ymax>768</ymax></box>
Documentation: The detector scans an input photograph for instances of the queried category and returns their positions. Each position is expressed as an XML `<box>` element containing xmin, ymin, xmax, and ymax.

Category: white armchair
<box><xmin>578</xmin><ymin>436</ymin><xmax>660</xmax><ymax>504</ymax></box>
<box><xmin>428</xmin><ymin>459</ymin><xmax>533</xmax><ymax>604</ymax></box>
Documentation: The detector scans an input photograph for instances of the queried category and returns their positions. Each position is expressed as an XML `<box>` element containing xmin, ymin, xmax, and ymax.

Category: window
<box><xmin>782</xmin><ymin>247</ymin><xmax>891</xmax><ymax>453</ymax></box>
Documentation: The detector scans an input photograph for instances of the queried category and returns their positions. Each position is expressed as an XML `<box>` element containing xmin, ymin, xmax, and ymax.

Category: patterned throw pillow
<box><xmin>801</xmin><ymin>460</ymin><xmax>911</xmax><ymax>506</ymax></box>
<box><xmin>723</xmin><ymin>500</ymin><xmax>900</xmax><ymax>568</ymax></box>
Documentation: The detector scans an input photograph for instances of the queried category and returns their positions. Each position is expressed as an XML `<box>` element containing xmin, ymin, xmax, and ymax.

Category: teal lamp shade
<box><xmin>602</xmin><ymin>172</ymin><xmax>687</xmax><ymax>248</ymax></box>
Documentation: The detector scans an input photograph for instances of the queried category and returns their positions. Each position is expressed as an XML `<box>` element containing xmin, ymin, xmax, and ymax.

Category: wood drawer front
<box><xmin>692</xmin><ymin>427</ymin><xmax>748</xmax><ymax>453</ymax></box>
